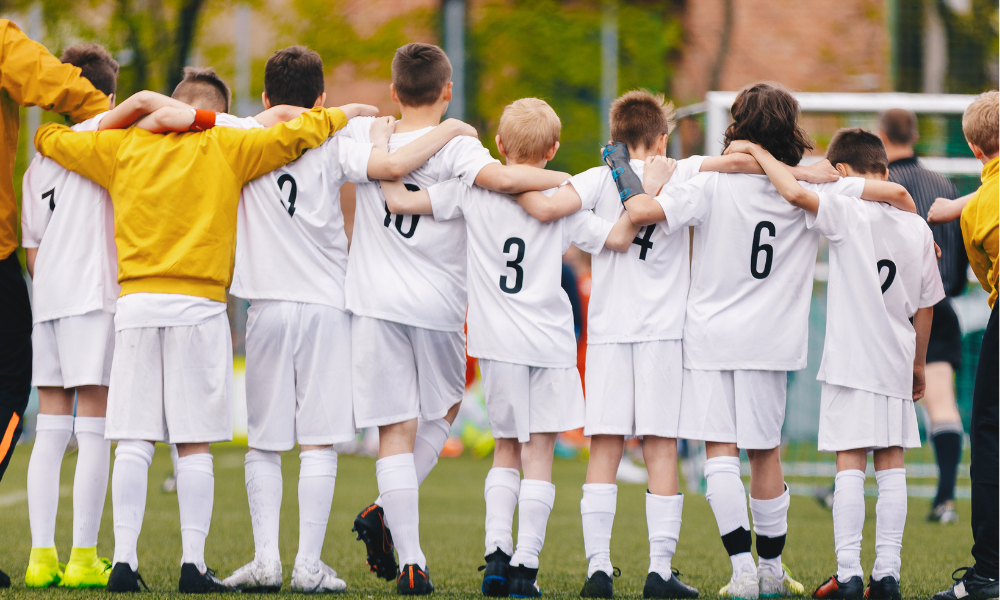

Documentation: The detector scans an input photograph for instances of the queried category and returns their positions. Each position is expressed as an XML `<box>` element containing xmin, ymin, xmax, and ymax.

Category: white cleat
<box><xmin>760</xmin><ymin>566</ymin><xmax>805</xmax><ymax>598</ymax></box>
<box><xmin>222</xmin><ymin>559</ymin><xmax>282</xmax><ymax>593</ymax></box>
<box><xmin>615</xmin><ymin>456</ymin><xmax>649</xmax><ymax>484</ymax></box>
<box><xmin>291</xmin><ymin>560</ymin><xmax>347</xmax><ymax>593</ymax></box>
<box><xmin>719</xmin><ymin>570</ymin><xmax>760</xmax><ymax>600</ymax></box>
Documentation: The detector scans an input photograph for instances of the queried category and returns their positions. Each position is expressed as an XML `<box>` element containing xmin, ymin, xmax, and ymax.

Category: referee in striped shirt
<box><xmin>879</xmin><ymin>109</ymin><xmax>968</xmax><ymax>524</ymax></box>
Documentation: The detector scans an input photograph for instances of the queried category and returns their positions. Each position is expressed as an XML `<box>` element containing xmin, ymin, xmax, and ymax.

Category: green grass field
<box><xmin>0</xmin><ymin>443</ymin><xmax>974</xmax><ymax>599</ymax></box>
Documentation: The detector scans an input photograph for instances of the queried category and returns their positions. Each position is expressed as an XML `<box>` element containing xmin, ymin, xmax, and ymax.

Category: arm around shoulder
<box><xmin>33</xmin><ymin>122</ymin><xmax>120</xmax><ymax>188</ymax></box>
<box><xmin>475</xmin><ymin>163</ymin><xmax>569</xmax><ymax>195</ymax></box>
<box><xmin>381</xmin><ymin>179</ymin><xmax>433</xmax><ymax>215</ymax></box>
<box><xmin>860</xmin><ymin>180</ymin><xmax>916</xmax><ymax>213</ymax></box>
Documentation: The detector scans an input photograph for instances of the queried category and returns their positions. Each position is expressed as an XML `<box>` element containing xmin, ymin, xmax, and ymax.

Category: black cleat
<box><xmin>508</xmin><ymin>565</ymin><xmax>541</xmax><ymax>599</ymax></box>
<box><xmin>581</xmin><ymin>568</ymin><xmax>619</xmax><ymax>598</ymax></box>
<box><xmin>107</xmin><ymin>562</ymin><xmax>149</xmax><ymax>593</ymax></box>
<box><xmin>178</xmin><ymin>563</ymin><xmax>228</xmax><ymax>594</ymax></box>
<box><xmin>864</xmin><ymin>575</ymin><xmax>900</xmax><ymax>600</ymax></box>
<box><xmin>932</xmin><ymin>567</ymin><xmax>999</xmax><ymax>600</ymax></box>
<box><xmin>812</xmin><ymin>575</ymin><xmax>863</xmax><ymax>599</ymax></box>
<box><xmin>644</xmin><ymin>570</ymin><xmax>699</xmax><ymax>599</ymax></box>
<box><xmin>0</xmin><ymin>568</ymin><xmax>9</xmax><ymax>588</ymax></box>
<box><xmin>354</xmin><ymin>503</ymin><xmax>399</xmax><ymax>581</ymax></box>
<box><xmin>397</xmin><ymin>564</ymin><xmax>434</xmax><ymax>595</ymax></box>
<box><xmin>479</xmin><ymin>549</ymin><xmax>511</xmax><ymax>597</ymax></box>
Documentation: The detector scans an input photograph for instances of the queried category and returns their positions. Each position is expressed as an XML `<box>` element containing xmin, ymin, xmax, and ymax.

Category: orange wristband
<box><xmin>189</xmin><ymin>109</ymin><xmax>216</xmax><ymax>132</ymax></box>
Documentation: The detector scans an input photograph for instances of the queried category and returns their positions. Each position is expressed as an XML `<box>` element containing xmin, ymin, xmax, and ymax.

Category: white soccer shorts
<box><xmin>244</xmin><ymin>301</ymin><xmax>355</xmax><ymax>451</ymax></box>
<box><xmin>105</xmin><ymin>312</ymin><xmax>233</xmax><ymax>444</ymax></box>
<box><xmin>584</xmin><ymin>340</ymin><xmax>682</xmax><ymax>437</ymax></box>
<box><xmin>677</xmin><ymin>369</ymin><xmax>787</xmax><ymax>449</ymax></box>
<box><xmin>479</xmin><ymin>359</ymin><xmax>585</xmax><ymax>443</ymax></box>
<box><xmin>32</xmin><ymin>310</ymin><xmax>115</xmax><ymax>388</ymax></box>
<box><xmin>817</xmin><ymin>383</ymin><xmax>920</xmax><ymax>452</ymax></box>
<box><xmin>351</xmin><ymin>315</ymin><xmax>465</xmax><ymax>428</ymax></box>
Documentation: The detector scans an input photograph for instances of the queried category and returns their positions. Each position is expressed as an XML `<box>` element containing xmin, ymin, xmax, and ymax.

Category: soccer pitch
<box><xmin>0</xmin><ymin>444</ymin><xmax>973</xmax><ymax>599</ymax></box>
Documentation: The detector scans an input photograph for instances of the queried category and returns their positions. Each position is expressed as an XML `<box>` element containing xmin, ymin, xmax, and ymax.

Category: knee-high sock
<box><xmin>414</xmin><ymin>418</ymin><xmax>451</xmax><ymax>485</ymax></box>
<box><xmin>833</xmin><ymin>470</ymin><xmax>865</xmax><ymax>580</ymax></box>
<box><xmin>177</xmin><ymin>454</ymin><xmax>215</xmax><ymax>572</ymax></box>
<box><xmin>484</xmin><ymin>467</ymin><xmax>520</xmax><ymax>556</ymax></box>
<box><xmin>581</xmin><ymin>483</ymin><xmax>617</xmax><ymax>577</ymax></box>
<box><xmin>872</xmin><ymin>469</ymin><xmax>907</xmax><ymax>580</ymax></box>
<box><xmin>112</xmin><ymin>440</ymin><xmax>154</xmax><ymax>571</ymax></box>
<box><xmin>297</xmin><ymin>448</ymin><xmax>338</xmax><ymax>565</ymax></box>
<box><xmin>704</xmin><ymin>456</ymin><xmax>755</xmax><ymax>575</ymax></box>
<box><xmin>751</xmin><ymin>485</ymin><xmax>790</xmax><ymax>577</ymax></box>
<box><xmin>27</xmin><ymin>414</ymin><xmax>74</xmax><ymax>548</ymax></box>
<box><xmin>377</xmin><ymin>453</ymin><xmax>425</xmax><ymax>568</ymax></box>
<box><xmin>73</xmin><ymin>417</ymin><xmax>110</xmax><ymax>549</ymax></box>
<box><xmin>244</xmin><ymin>449</ymin><xmax>282</xmax><ymax>563</ymax></box>
<box><xmin>647</xmin><ymin>492</ymin><xmax>683</xmax><ymax>578</ymax></box>
<box><xmin>510</xmin><ymin>479</ymin><xmax>556</xmax><ymax>569</ymax></box>
<box><xmin>931</xmin><ymin>424</ymin><xmax>963</xmax><ymax>506</ymax></box>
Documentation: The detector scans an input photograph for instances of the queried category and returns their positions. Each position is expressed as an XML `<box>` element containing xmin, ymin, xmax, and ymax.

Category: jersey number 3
<box><xmin>750</xmin><ymin>220</ymin><xmax>775</xmax><ymax>279</ymax></box>
<box><xmin>499</xmin><ymin>237</ymin><xmax>525</xmax><ymax>294</ymax></box>
<box><xmin>278</xmin><ymin>174</ymin><xmax>297</xmax><ymax>217</ymax></box>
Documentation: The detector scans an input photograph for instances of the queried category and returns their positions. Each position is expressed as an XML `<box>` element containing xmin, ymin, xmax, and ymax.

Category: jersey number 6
<box><xmin>499</xmin><ymin>237</ymin><xmax>526</xmax><ymax>294</ymax></box>
<box><xmin>751</xmin><ymin>220</ymin><xmax>775</xmax><ymax>279</ymax></box>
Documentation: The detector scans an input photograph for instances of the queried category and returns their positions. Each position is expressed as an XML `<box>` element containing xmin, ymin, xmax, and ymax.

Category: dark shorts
<box><xmin>927</xmin><ymin>297</ymin><xmax>962</xmax><ymax>371</ymax></box>
<box><xmin>0</xmin><ymin>252</ymin><xmax>32</xmax><ymax>482</ymax></box>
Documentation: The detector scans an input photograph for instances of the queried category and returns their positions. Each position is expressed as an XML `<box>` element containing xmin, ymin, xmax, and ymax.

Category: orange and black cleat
<box><xmin>813</xmin><ymin>575</ymin><xmax>864</xmax><ymax>600</ymax></box>
<box><xmin>397</xmin><ymin>564</ymin><xmax>434</xmax><ymax>596</ymax></box>
<box><xmin>864</xmin><ymin>575</ymin><xmax>901</xmax><ymax>600</ymax></box>
<box><xmin>353</xmin><ymin>503</ymin><xmax>399</xmax><ymax>581</ymax></box>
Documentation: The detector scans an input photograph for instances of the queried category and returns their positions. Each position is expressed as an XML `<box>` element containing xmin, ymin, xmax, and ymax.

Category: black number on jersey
<box><xmin>278</xmin><ymin>174</ymin><xmax>297</xmax><ymax>216</ymax></box>
<box><xmin>632</xmin><ymin>224</ymin><xmax>655</xmax><ymax>260</ymax></box>
<box><xmin>750</xmin><ymin>220</ymin><xmax>775</xmax><ymax>279</ymax></box>
<box><xmin>382</xmin><ymin>183</ymin><xmax>420</xmax><ymax>239</ymax></box>
<box><xmin>877</xmin><ymin>259</ymin><xmax>896</xmax><ymax>294</ymax></box>
<box><xmin>42</xmin><ymin>187</ymin><xmax>55</xmax><ymax>211</ymax></box>
<box><xmin>499</xmin><ymin>237</ymin><xmax>526</xmax><ymax>294</ymax></box>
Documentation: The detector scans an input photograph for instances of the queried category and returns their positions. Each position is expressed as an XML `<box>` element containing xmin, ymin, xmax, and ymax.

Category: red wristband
<box><xmin>189</xmin><ymin>109</ymin><xmax>216</xmax><ymax>132</ymax></box>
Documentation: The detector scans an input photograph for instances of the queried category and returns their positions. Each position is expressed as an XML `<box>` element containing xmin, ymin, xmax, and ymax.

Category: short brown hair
<box><xmin>962</xmin><ymin>90</ymin><xmax>999</xmax><ymax>156</ymax></box>
<box><xmin>264</xmin><ymin>46</ymin><xmax>325</xmax><ymax>109</ymax></box>
<box><xmin>825</xmin><ymin>127</ymin><xmax>888</xmax><ymax>177</ymax></box>
<box><xmin>878</xmin><ymin>108</ymin><xmax>918</xmax><ymax>146</ymax></box>
<box><xmin>724</xmin><ymin>82</ymin><xmax>813</xmax><ymax>166</ymax></box>
<box><xmin>391</xmin><ymin>43</ymin><xmax>452</xmax><ymax>107</ymax></box>
<box><xmin>61</xmin><ymin>43</ymin><xmax>118</xmax><ymax>97</ymax></box>
<box><xmin>497</xmin><ymin>98</ymin><xmax>561</xmax><ymax>163</ymax></box>
<box><xmin>609</xmin><ymin>90</ymin><xmax>675</xmax><ymax>152</ymax></box>
<box><xmin>172</xmin><ymin>66</ymin><xmax>231</xmax><ymax>113</ymax></box>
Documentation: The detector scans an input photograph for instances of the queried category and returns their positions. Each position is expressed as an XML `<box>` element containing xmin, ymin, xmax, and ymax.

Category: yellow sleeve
<box><xmin>33</xmin><ymin>122</ymin><xmax>123</xmax><ymax>189</ymax></box>
<box><xmin>961</xmin><ymin>185</ymin><xmax>999</xmax><ymax>304</ymax></box>
<box><xmin>215</xmin><ymin>106</ymin><xmax>348</xmax><ymax>184</ymax></box>
<box><xmin>0</xmin><ymin>20</ymin><xmax>108</xmax><ymax>121</ymax></box>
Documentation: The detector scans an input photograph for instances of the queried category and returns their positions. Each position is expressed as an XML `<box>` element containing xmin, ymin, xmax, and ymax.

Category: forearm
<box><xmin>913</xmin><ymin>306</ymin><xmax>933</xmax><ymax>368</ymax></box>
<box><xmin>381</xmin><ymin>180</ymin><xmax>432</xmax><ymax>215</ymax></box>
<box><xmin>475</xmin><ymin>164</ymin><xmax>569</xmax><ymax>195</ymax></box>
<box><xmin>515</xmin><ymin>186</ymin><xmax>581</xmax><ymax>223</ymax></box>
<box><xmin>98</xmin><ymin>91</ymin><xmax>191</xmax><ymax>130</ymax></box>
<box><xmin>605</xmin><ymin>212</ymin><xmax>641</xmax><ymax>251</ymax></box>
<box><xmin>25</xmin><ymin>248</ymin><xmax>36</xmax><ymax>278</ymax></box>
<box><xmin>369</xmin><ymin>126</ymin><xmax>465</xmax><ymax>181</ymax></box>
<box><xmin>253</xmin><ymin>105</ymin><xmax>308</xmax><ymax>128</ymax></box>
<box><xmin>625</xmin><ymin>194</ymin><xmax>666</xmax><ymax>227</ymax></box>
<box><xmin>136</xmin><ymin>107</ymin><xmax>196</xmax><ymax>133</ymax></box>
<box><xmin>860</xmin><ymin>180</ymin><xmax>916</xmax><ymax>213</ymax></box>
<box><xmin>748</xmin><ymin>147</ymin><xmax>819</xmax><ymax>212</ymax></box>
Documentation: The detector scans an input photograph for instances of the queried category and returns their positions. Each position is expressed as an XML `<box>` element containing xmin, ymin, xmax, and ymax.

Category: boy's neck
<box><xmin>505</xmin><ymin>157</ymin><xmax>547</xmax><ymax>169</ymax></box>
<box><xmin>394</xmin><ymin>103</ymin><xmax>447</xmax><ymax>133</ymax></box>
<box><xmin>628</xmin><ymin>144</ymin><xmax>659</xmax><ymax>162</ymax></box>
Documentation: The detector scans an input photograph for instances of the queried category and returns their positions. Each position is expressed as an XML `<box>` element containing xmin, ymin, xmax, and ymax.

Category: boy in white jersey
<box><xmin>342</xmin><ymin>43</ymin><xmax>570</xmax><ymax>595</ymax></box>
<box><xmin>381</xmin><ymin>98</ymin><xmax>638</xmax><ymax>598</ymax></box>
<box><xmin>725</xmin><ymin>130</ymin><xmax>941</xmax><ymax>600</ymax></box>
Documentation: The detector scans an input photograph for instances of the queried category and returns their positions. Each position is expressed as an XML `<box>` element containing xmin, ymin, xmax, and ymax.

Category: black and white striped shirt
<box><xmin>888</xmin><ymin>156</ymin><xmax>967</xmax><ymax>297</ymax></box>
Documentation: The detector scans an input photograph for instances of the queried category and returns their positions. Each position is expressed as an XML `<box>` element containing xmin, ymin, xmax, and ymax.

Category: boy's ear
<box><xmin>261</xmin><ymin>92</ymin><xmax>272</xmax><ymax>110</ymax></box>
<box><xmin>389</xmin><ymin>84</ymin><xmax>399</xmax><ymax>105</ymax></box>
<box><xmin>313</xmin><ymin>92</ymin><xmax>327</xmax><ymax>108</ymax></box>
<box><xmin>968</xmin><ymin>142</ymin><xmax>986</xmax><ymax>160</ymax></box>
<box><xmin>107</xmin><ymin>93</ymin><xmax>116</xmax><ymax>109</ymax></box>
<box><xmin>656</xmin><ymin>134</ymin><xmax>668</xmax><ymax>156</ymax></box>
<box><xmin>834</xmin><ymin>162</ymin><xmax>850</xmax><ymax>178</ymax></box>
<box><xmin>441</xmin><ymin>82</ymin><xmax>453</xmax><ymax>103</ymax></box>
<box><xmin>544</xmin><ymin>140</ymin><xmax>560</xmax><ymax>161</ymax></box>
<box><xmin>496</xmin><ymin>134</ymin><xmax>507</xmax><ymax>157</ymax></box>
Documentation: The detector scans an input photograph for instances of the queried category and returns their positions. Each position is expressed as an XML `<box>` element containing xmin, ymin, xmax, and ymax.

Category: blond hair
<box><xmin>610</xmin><ymin>89</ymin><xmax>676</xmax><ymax>151</ymax></box>
<box><xmin>497</xmin><ymin>98</ymin><xmax>561</xmax><ymax>163</ymax></box>
<box><xmin>962</xmin><ymin>90</ymin><xmax>999</xmax><ymax>156</ymax></box>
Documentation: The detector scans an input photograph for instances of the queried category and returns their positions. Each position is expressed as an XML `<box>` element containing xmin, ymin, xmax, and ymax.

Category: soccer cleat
<box><xmin>107</xmin><ymin>562</ymin><xmax>148</xmax><ymax>592</ymax></box>
<box><xmin>178</xmin><ymin>563</ymin><xmax>228</xmax><ymax>594</ymax></box>
<box><xmin>223</xmin><ymin>559</ymin><xmax>282</xmax><ymax>593</ymax></box>
<box><xmin>811</xmin><ymin>575</ymin><xmax>863</xmax><ymax>599</ymax></box>
<box><xmin>508</xmin><ymin>564</ymin><xmax>542</xmax><ymax>599</ymax></box>
<box><xmin>927</xmin><ymin>502</ymin><xmax>959</xmax><ymax>524</ymax></box>
<box><xmin>0</xmin><ymin>568</ymin><xmax>9</xmax><ymax>588</ymax></box>
<box><xmin>863</xmin><ymin>575</ymin><xmax>900</xmax><ymax>600</ymax></box>
<box><xmin>24</xmin><ymin>547</ymin><xmax>63</xmax><ymax>588</ymax></box>
<box><xmin>931</xmin><ymin>567</ymin><xmax>999</xmax><ymax>600</ymax></box>
<box><xmin>354</xmin><ymin>503</ymin><xmax>399</xmax><ymax>581</ymax></box>
<box><xmin>580</xmin><ymin>567</ymin><xmax>620</xmax><ymax>598</ymax></box>
<box><xmin>61</xmin><ymin>547</ymin><xmax>112</xmax><ymax>588</ymax></box>
<box><xmin>291</xmin><ymin>559</ymin><xmax>347</xmax><ymax>593</ymax></box>
<box><xmin>397</xmin><ymin>564</ymin><xmax>434</xmax><ymax>595</ymax></box>
<box><xmin>479</xmin><ymin>549</ymin><xmax>511</xmax><ymax>597</ymax></box>
<box><xmin>762</xmin><ymin>565</ymin><xmax>805</xmax><ymax>597</ymax></box>
<box><xmin>644</xmin><ymin>569</ymin><xmax>700</xmax><ymax>599</ymax></box>
<box><xmin>719</xmin><ymin>570</ymin><xmax>760</xmax><ymax>600</ymax></box>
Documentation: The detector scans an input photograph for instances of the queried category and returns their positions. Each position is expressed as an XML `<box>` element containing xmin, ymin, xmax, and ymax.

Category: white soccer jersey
<box><xmin>429</xmin><ymin>179</ymin><xmax>612</xmax><ymax>368</ymax></box>
<box><xmin>568</xmin><ymin>155</ymin><xmax>706</xmax><ymax>344</ymax></box>
<box><xmin>22</xmin><ymin>113</ymin><xmax>118</xmax><ymax>324</ymax></box>
<box><xmin>657</xmin><ymin>173</ymin><xmax>865</xmax><ymax>370</ymax></box>
<box><xmin>810</xmin><ymin>194</ymin><xmax>945</xmax><ymax>399</ymax></box>
<box><xmin>342</xmin><ymin>117</ymin><xmax>500</xmax><ymax>332</ymax></box>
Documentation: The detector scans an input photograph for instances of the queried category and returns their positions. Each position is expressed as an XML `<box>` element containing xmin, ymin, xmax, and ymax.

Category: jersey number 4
<box><xmin>278</xmin><ymin>174</ymin><xmax>297</xmax><ymax>217</ymax></box>
<box><xmin>383</xmin><ymin>183</ymin><xmax>420</xmax><ymax>238</ymax></box>
<box><xmin>43</xmin><ymin>187</ymin><xmax>55</xmax><ymax>211</ymax></box>
<box><xmin>632</xmin><ymin>224</ymin><xmax>655</xmax><ymax>260</ymax></box>
<box><xmin>750</xmin><ymin>220</ymin><xmax>775</xmax><ymax>279</ymax></box>
<box><xmin>499</xmin><ymin>237</ymin><xmax>525</xmax><ymax>294</ymax></box>
<box><xmin>877</xmin><ymin>259</ymin><xmax>896</xmax><ymax>293</ymax></box>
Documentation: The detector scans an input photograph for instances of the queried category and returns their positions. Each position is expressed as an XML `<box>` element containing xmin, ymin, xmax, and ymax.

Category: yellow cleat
<box><xmin>60</xmin><ymin>547</ymin><xmax>113</xmax><ymax>588</ymax></box>
<box><xmin>24</xmin><ymin>547</ymin><xmax>63</xmax><ymax>588</ymax></box>
<box><xmin>761</xmin><ymin>566</ymin><xmax>805</xmax><ymax>598</ymax></box>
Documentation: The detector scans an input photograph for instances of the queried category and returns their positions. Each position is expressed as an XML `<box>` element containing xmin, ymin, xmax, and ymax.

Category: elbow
<box><xmin>898</xmin><ymin>189</ymin><xmax>916</xmax><ymax>212</ymax></box>
<box><xmin>628</xmin><ymin>207</ymin><xmax>658</xmax><ymax>227</ymax></box>
<box><xmin>535</xmin><ymin>205</ymin><xmax>562</xmax><ymax>223</ymax></box>
<box><xmin>383</xmin><ymin>160</ymin><xmax>408</xmax><ymax>181</ymax></box>
<box><xmin>492</xmin><ymin>173</ymin><xmax>519</xmax><ymax>195</ymax></box>
<box><xmin>606</xmin><ymin>236</ymin><xmax>631</xmax><ymax>252</ymax></box>
<box><xmin>788</xmin><ymin>189</ymin><xmax>811</xmax><ymax>208</ymax></box>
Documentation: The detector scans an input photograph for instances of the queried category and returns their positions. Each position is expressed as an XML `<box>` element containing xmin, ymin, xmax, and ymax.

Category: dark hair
<box><xmin>826</xmin><ymin>127</ymin><xmax>888</xmax><ymax>176</ymax></box>
<box><xmin>877</xmin><ymin>108</ymin><xmax>918</xmax><ymax>145</ymax></box>
<box><xmin>610</xmin><ymin>90</ymin><xmax>676</xmax><ymax>151</ymax></box>
<box><xmin>264</xmin><ymin>46</ymin><xmax>325</xmax><ymax>109</ymax></box>
<box><xmin>61</xmin><ymin>43</ymin><xmax>118</xmax><ymax>96</ymax></box>
<box><xmin>723</xmin><ymin>82</ymin><xmax>813</xmax><ymax>166</ymax></box>
<box><xmin>172</xmin><ymin>66</ymin><xmax>231</xmax><ymax>113</ymax></box>
<box><xmin>391</xmin><ymin>43</ymin><xmax>452</xmax><ymax>107</ymax></box>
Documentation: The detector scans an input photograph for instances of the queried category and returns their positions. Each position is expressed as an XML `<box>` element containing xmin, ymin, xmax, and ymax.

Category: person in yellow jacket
<box><xmin>34</xmin><ymin>66</ymin><xmax>377</xmax><ymax>593</ymax></box>
<box><xmin>0</xmin><ymin>18</ymin><xmax>108</xmax><ymax>590</ymax></box>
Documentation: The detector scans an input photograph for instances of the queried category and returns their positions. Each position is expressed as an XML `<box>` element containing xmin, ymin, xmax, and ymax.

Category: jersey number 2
<box><xmin>499</xmin><ymin>237</ymin><xmax>525</xmax><ymax>294</ymax></box>
<box><xmin>878</xmin><ymin>259</ymin><xmax>896</xmax><ymax>293</ymax></box>
<box><xmin>278</xmin><ymin>174</ymin><xmax>297</xmax><ymax>217</ymax></box>
<box><xmin>750</xmin><ymin>220</ymin><xmax>775</xmax><ymax>279</ymax></box>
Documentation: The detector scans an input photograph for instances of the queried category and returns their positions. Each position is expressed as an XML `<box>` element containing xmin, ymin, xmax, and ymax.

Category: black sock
<box><xmin>721</xmin><ymin>527</ymin><xmax>753</xmax><ymax>556</ymax></box>
<box><xmin>932</xmin><ymin>429</ymin><xmax>963</xmax><ymax>506</ymax></box>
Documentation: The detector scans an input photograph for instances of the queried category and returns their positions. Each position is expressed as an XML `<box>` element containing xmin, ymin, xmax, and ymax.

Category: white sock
<box><xmin>872</xmin><ymin>468</ymin><xmax>907</xmax><ymax>581</ymax></box>
<box><xmin>27</xmin><ymin>414</ymin><xmax>74</xmax><ymax>548</ymax></box>
<box><xmin>581</xmin><ymin>483</ymin><xmax>617</xmax><ymax>577</ymax></box>
<box><xmin>245</xmin><ymin>449</ymin><xmax>282</xmax><ymax>563</ymax></box>
<box><xmin>297</xmin><ymin>448</ymin><xmax>338</xmax><ymax>565</ymax></box>
<box><xmin>510</xmin><ymin>479</ymin><xmax>556</xmax><ymax>569</ymax></box>
<box><xmin>833</xmin><ymin>469</ymin><xmax>866</xmax><ymax>580</ymax></box>
<box><xmin>170</xmin><ymin>444</ymin><xmax>179</xmax><ymax>476</ymax></box>
<box><xmin>73</xmin><ymin>417</ymin><xmax>110</xmax><ymax>549</ymax></box>
<box><xmin>414</xmin><ymin>418</ymin><xmax>451</xmax><ymax>485</ymax></box>
<box><xmin>647</xmin><ymin>492</ymin><xmax>683</xmax><ymax>578</ymax></box>
<box><xmin>704</xmin><ymin>456</ymin><xmax>755</xmax><ymax>576</ymax></box>
<box><xmin>377</xmin><ymin>453</ymin><xmax>425</xmax><ymax>569</ymax></box>
<box><xmin>750</xmin><ymin>485</ymin><xmax>790</xmax><ymax>577</ymax></box>
<box><xmin>177</xmin><ymin>453</ymin><xmax>214</xmax><ymax>572</ymax></box>
<box><xmin>484</xmin><ymin>467</ymin><xmax>520</xmax><ymax>556</ymax></box>
<box><xmin>112</xmin><ymin>440</ymin><xmax>154</xmax><ymax>571</ymax></box>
